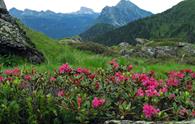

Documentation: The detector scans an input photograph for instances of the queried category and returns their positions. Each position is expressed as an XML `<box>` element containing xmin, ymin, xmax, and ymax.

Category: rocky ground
<box><xmin>0</xmin><ymin>2</ymin><xmax>44</xmax><ymax>64</ymax></box>
<box><xmin>118</xmin><ymin>39</ymin><xmax>195</xmax><ymax>61</ymax></box>
<box><xmin>105</xmin><ymin>119</ymin><xmax>195</xmax><ymax>124</ymax></box>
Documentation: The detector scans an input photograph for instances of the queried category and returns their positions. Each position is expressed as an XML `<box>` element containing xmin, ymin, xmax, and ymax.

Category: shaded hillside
<box><xmin>9</xmin><ymin>7</ymin><xmax>99</xmax><ymax>39</ymax></box>
<box><xmin>91</xmin><ymin>0</ymin><xmax>195</xmax><ymax>46</ymax></box>
<box><xmin>80</xmin><ymin>23</ymin><xmax>115</xmax><ymax>41</ymax></box>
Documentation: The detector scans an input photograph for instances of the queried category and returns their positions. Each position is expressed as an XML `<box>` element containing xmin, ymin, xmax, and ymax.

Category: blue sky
<box><xmin>4</xmin><ymin>0</ymin><xmax>183</xmax><ymax>14</ymax></box>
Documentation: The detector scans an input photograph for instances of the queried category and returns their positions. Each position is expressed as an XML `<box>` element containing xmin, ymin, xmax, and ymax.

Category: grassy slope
<box><xmin>26</xmin><ymin>27</ymin><xmax>195</xmax><ymax>73</ymax></box>
<box><xmin>2</xmin><ymin>22</ymin><xmax>195</xmax><ymax>75</ymax></box>
<box><xmin>23</xmin><ymin>27</ymin><xmax>112</xmax><ymax>71</ymax></box>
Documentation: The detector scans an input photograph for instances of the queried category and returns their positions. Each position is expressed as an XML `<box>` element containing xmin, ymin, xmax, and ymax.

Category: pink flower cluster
<box><xmin>50</xmin><ymin>77</ymin><xmax>56</xmax><ymax>82</ymax></box>
<box><xmin>127</xmin><ymin>65</ymin><xmax>133</xmax><ymax>72</ymax></box>
<box><xmin>166</xmin><ymin>71</ymin><xmax>185</xmax><ymax>87</ymax></box>
<box><xmin>77</xmin><ymin>96</ymin><xmax>82</xmax><ymax>109</ymax></box>
<box><xmin>76</xmin><ymin>68</ymin><xmax>90</xmax><ymax>75</ymax></box>
<box><xmin>133</xmin><ymin>73</ymin><xmax>164</xmax><ymax>97</ymax></box>
<box><xmin>0</xmin><ymin>76</ymin><xmax>3</xmax><ymax>82</ymax></box>
<box><xmin>109</xmin><ymin>59</ymin><xmax>119</xmax><ymax>69</ymax></box>
<box><xmin>92</xmin><ymin>97</ymin><xmax>105</xmax><ymax>108</ymax></box>
<box><xmin>59</xmin><ymin>64</ymin><xmax>72</xmax><ymax>74</ymax></box>
<box><xmin>114</xmin><ymin>72</ymin><xmax>128</xmax><ymax>83</ymax></box>
<box><xmin>76</xmin><ymin>67</ymin><xmax>96</xmax><ymax>80</ymax></box>
<box><xmin>57</xmin><ymin>90</ymin><xmax>65</xmax><ymax>97</ymax></box>
<box><xmin>24</xmin><ymin>75</ymin><xmax>31</xmax><ymax>81</ymax></box>
<box><xmin>143</xmin><ymin>104</ymin><xmax>160</xmax><ymax>119</ymax></box>
<box><xmin>4</xmin><ymin>68</ymin><xmax>20</xmax><ymax>76</ymax></box>
<box><xmin>179</xmin><ymin>108</ymin><xmax>188</xmax><ymax>116</ymax></box>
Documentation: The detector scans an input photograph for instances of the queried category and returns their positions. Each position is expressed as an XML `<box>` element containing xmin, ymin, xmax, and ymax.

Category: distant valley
<box><xmin>9</xmin><ymin>7</ymin><xmax>99</xmax><ymax>38</ymax></box>
<box><xmin>9</xmin><ymin>0</ymin><xmax>152</xmax><ymax>39</ymax></box>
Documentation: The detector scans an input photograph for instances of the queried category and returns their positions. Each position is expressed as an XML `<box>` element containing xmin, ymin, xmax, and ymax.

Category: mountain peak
<box><xmin>117</xmin><ymin>0</ymin><xmax>137</xmax><ymax>8</ymax></box>
<box><xmin>96</xmin><ymin>0</ymin><xmax>152</xmax><ymax>27</ymax></box>
<box><xmin>75</xmin><ymin>7</ymin><xmax>96</xmax><ymax>15</ymax></box>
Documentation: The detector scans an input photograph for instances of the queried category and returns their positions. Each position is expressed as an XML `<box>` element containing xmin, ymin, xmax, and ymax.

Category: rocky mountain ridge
<box><xmin>96</xmin><ymin>0</ymin><xmax>152</xmax><ymax>27</ymax></box>
<box><xmin>9</xmin><ymin>7</ymin><xmax>99</xmax><ymax>38</ymax></box>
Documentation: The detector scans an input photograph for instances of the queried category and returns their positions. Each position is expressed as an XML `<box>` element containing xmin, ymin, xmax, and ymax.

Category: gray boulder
<box><xmin>0</xmin><ymin>0</ymin><xmax>6</xmax><ymax>10</ymax></box>
<box><xmin>0</xmin><ymin>0</ymin><xmax>44</xmax><ymax>64</ymax></box>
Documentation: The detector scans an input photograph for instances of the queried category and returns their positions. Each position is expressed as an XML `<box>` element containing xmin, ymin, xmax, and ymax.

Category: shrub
<box><xmin>68</xmin><ymin>42</ymin><xmax>116</xmax><ymax>56</ymax></box>
<box><xmin>0</xmin><ymin>60</ymin><xmax>194</xmax><ymax>123</ymax></box>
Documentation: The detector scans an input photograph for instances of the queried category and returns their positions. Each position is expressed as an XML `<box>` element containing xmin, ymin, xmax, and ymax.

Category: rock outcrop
<box><xmin>0</xmin><ymin>0</ymin><xmax>44</xmax><ymax>64</ymax></box>
<box><xmin>105</xmin><ymin>119</ymin><xmax>195</xmax><ymax>124</ymax></box>
<box><xmin>118</xmin><ymin>40</ymin><xmax>195</xmax><ymax>61</ymax></box>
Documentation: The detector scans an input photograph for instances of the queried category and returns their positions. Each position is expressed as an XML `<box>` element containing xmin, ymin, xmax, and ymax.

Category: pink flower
<box><xmin>139</xmin><ymin>74</ymin><xmax>149</xmax><ymax>83</ymax></box>
<box><xmin>57</xmin><ymin>90</ymin><xmax>65</xmax><ymax>97</ymax></box>
<box><xmin>190</xmin><ymin>73</ymin><xmax>195</xmax><ymax>79</ymax></box>
<box><xmin>167</xmin><ymin>78</ymin><xmax>179</xmax><ymax>87</ymax></box>
<box><xmin>59</xmin><ymin>64</ymin><xmax>72</xmax><ymax>74</ymax></box>
<box><xmin>177</xmin><ymin>72</ymin><xmax>185</xmax><ymax>79</ymax></box>
<box><xmin>168</xmin><ymin>71</ymin><xmax>184</xmax><ymax>79</ymax></box>
<box><xmin>136</xmin><ymin>88</ymin><xmax>144</xmax><ymax>96</ymax></box>
<box><xmin>76</xmin><ymin>68</ymin><xmax>91</xmax><ymax>75</ymax></box>
<box><xmin>179</xmin><ymin>108</ymin><xmax>188</xmax><ymax>116</ymax></box>
<box><xmin>82</xmin><ymin>68</ymin><xmax>91</xmax><ymax>75</ymax></box>
<box><xmin>76</xmin><ymin>68</ymin><xmax>83</xmax><ymax>73</ymax></box>
<box><xmin>169</xmin><ymin>94</ymin><xmax>176</xmax><ymax>100</ymax></box>
<box><xmin>132</xmin><ymin>73</ymin><xmax>139</xmax><ymax>81</ymax></box>
<box><xmin>95</xmin><ymin>82</ymin><xmax>100</xmax><ymax>90</ymax></box>
<box><xmin>109</xmin><ymin>59</ymin><xmax>119</xmax><ymax>69</ymax></box>
<box><xmin>145</xmin><ymin>88</ymin><xmax>160</xmax><ymax>97</ymax></box>
<box><xmin>50</xmin><ymin>77</ymin><xmax>56</xmax><ymax>82</ymax></box>
<box><xmin>92</xmin><ymin>97</ymin><xmax>105</xmax><ymax>108</ymax></box>
<box><xmin>114</xmin><ymin>72</ymin><xmax>128</xmax><ymax>83</ymax></box>
<box><xmin>192</xmin><ymin>110</ymin><xmax>195</xmax><ymax>117</ymax></box>
<box><xmin>146</xmin><ymin>78</ymin><xmax>159</xmax><ymax>89</ymax></box>
<box><xmin>4</xmin><ymin>68</ymin><xmax>21</xmax><ymax>76</ymax></box>
<box><xmin>143</xmin><ymin>104</ymin><xmax>160</xmax><ymax>119</ymax></box>
<box><xmin>24</xmin><ymin>75</ymin><xmax>31</xmax><ymax>81</ymax></box>
<box><xmin>181</xmin><ymin>69</ymin><xmax>192</xmax><ymax>73</ymax></box>
<box><xmin>0</xmin><ymin>76</ymin><xmax>3</xmax><ymax>82</ymax></box>
<box><xmin>77</xmin><ymin>96</ymin><xmax>82</xmax><ymax>109</ymax></box>
<box><xmin>127</xmin><ymin>65</ymin><xmax>133</xmax><ymax>72</ymax></box>
<box><xmin>4</xmin><ymin>70</ymin><xmax>13</xmax><ymax>75</ymax></box>
<box><xmin>159</xmin><ymin>87</ymin><xmax>168</xmax><ymax>93</ymax></box>
<box><xmin>88</xmin><ymin>74</ymin><xmax>96</xmax><ymax>80</ymax></box>
<box><xmin>12</xmin><ymin>68</ymin><xmax>20</xmax><ymax>76</ymax></box>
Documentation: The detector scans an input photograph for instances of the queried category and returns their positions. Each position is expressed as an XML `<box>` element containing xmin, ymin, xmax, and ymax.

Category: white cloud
<box><xmin>4</xmin><ymin>0</ymin><xmax>183</xmax><ymax>14</ymax></box>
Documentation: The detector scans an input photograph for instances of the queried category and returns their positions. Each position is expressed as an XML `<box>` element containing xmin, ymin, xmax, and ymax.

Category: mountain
<box><xmin>89</xmin><ymin>0</ymin><xmax>195</xmax><ymax>46</ymax></box>
<box><xmin>95</xmin><ymin>0</ymin><xmax>152</xmax><ymax>27</ymax></box>
<box><xmin>80</xmin><ymin>0</ymin><xmax>152</xmax><ymax>41</ymax></box>
<box><xmin>74</xmin><ymin>7</ymin><xmax>97</xmax><ymax>15</ymax></box>
<box><xmin>0</xmin><ymin>1</ymin><xmax>44</xmax><ymax>64</ymax></box>
<box><xmin>9</xmin><ymin>7</ymin><xmax>99</xmax><ymax>39</ymax></box>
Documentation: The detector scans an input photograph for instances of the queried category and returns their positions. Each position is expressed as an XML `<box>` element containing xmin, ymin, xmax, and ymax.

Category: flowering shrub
<box><xmin>0</xmin><ymin>60</ymin><xmax>194</xmax><ymax>123</ymax></box>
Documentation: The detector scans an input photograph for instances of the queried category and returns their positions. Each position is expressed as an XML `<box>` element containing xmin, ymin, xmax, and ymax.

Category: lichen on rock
<box><xmin>0</xmin><ymin>0</ymin><xmax>44</xmax><ymax>64</ymax></box>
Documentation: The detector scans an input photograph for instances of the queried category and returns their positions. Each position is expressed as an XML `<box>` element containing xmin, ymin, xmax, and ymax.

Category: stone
<box><xmin>104</xmin><ymin>120</ymin><xmax>195</xmax><ymax>124</ymax></box>
<box><xmin>119</xmin><ymin>42</ymin><xmax>130</xmax><ymax>48</ymax></box>
<box><xmin>0</xmin><ymin>1</ymin><xmax>44</xmax><ymax>64</ymax></box>
<box><xmin>135</xmin><ymin>38</ymin><xmax>148</xmax><ymax>45</ymax></box>
<box><xmin>0</xmin><ymin>0</ymin><xmax>6</xmax><ymax>10</ymax></box>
